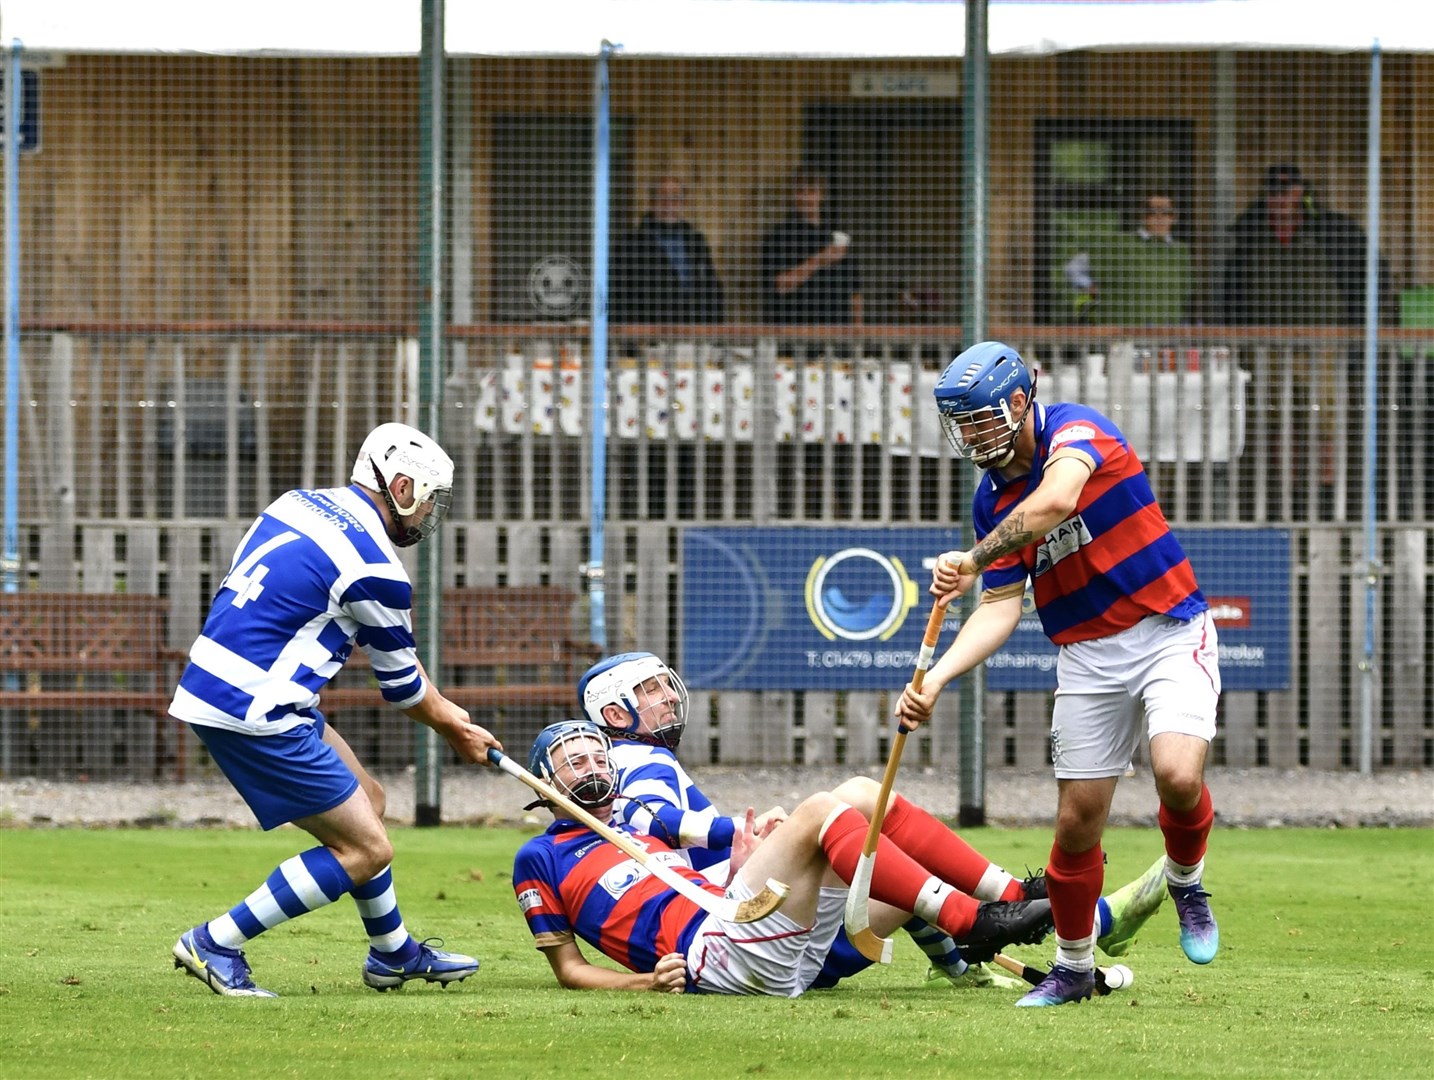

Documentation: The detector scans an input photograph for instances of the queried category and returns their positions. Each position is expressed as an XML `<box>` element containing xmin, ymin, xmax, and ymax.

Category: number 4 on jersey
<box><xmin>222</xmin><ymin>531</ymin><xmax>299</xmax><ymax>608</ymax></box>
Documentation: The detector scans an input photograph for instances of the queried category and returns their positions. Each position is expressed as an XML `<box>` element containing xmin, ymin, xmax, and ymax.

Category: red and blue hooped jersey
<box><xmin>973</xmin><ymin>401</ymin><xmax>1206</xmax><ymax>644</ymax></box>
<box><xmin>512</xmin><ymin>819</ymin><xmax>717</xmax><ymax>976</ymax></box>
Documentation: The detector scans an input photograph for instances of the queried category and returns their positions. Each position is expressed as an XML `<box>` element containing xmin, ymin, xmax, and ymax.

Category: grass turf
<box><xmin>0</xmin><ymin>825</ymin><xmax>1430</xmax><ymax>1079</ymax></box>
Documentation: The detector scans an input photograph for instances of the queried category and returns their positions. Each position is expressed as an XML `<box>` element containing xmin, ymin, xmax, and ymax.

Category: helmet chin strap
<box><xmin>372</xmin><ymin>463</ymin><xmax>421</xmax><ymax>547</ymax></box>
<box><xmin>975</xmin><ymin>444</ymin><xmax>1018</xmax><ymax>469</ymax></box>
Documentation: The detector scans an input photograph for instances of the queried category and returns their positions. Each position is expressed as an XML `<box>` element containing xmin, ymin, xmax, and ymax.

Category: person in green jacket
<box><xmin>1065</xmin><ymin>191</ymin><xmax>1191</xmax><ymax>326</ymax></box>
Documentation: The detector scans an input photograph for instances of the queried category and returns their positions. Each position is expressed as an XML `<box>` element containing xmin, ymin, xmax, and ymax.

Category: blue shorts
<box><xmin>191</xmin><ymin>719</ymin><xmax>360</xmax><ymax>831</ymax></box>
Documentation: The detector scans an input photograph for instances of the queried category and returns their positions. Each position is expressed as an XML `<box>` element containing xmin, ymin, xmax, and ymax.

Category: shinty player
<box><xmin>167</xmin><ymin>423</ymin><xmax>501</xmax><ymax>997</ymax></box>
<box><xmin>511</xmin><ymin>719</ymin><xmax>1054</xmax><ymax>996</ymax></box>
<box><xmin>575</xmin><ymin>651</ymin><xmax>1169</xmax><ymax>993</ymax></box>
<box><xmin>895</xmin><ymin>341</ymin><xmax>1221</xmax><ymax>1007</ymax></box>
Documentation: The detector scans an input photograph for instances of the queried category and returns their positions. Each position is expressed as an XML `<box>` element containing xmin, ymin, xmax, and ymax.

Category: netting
<box><xmin>3</xmin><ymin>34</ymin><xmax>1431</xmax><ymax>782</ymax></box>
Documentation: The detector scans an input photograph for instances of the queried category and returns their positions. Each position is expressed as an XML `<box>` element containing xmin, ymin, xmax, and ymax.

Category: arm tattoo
<box><xmin>970</xmin><ymin>511</ymin><xmax>1037</xmax><ymax>571</ymax></box>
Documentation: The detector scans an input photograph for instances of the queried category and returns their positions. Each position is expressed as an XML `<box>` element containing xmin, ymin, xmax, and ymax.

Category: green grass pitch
<box><xmin>0</xmin><ymin>825</ymin><xmax>1429</xmax><ymax>1079</ymax></box>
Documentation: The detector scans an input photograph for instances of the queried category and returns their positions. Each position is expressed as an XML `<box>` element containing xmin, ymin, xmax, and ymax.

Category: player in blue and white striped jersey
<box><xmin>169</xmin><ymin>423</ymin><xmax>502</xmax><ymax>998</ymax></box>
<box><xmin>578</xmin><ymin>652</ymin><xmax>1047</xmax><ymax>991</ymax></box>
<box><xmin>578</xmin><ymin>653</ymin><xmax>750</xmax><ymax>885</ymax></box>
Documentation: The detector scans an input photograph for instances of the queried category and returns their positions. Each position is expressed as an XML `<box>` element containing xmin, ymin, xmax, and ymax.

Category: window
<box><xmin>1034</xmin><ymin>118</ymin><xmax>1193</xmax><ymax>323</ymax></box>
<box><xmin>491</xmin><ymin>115</ymin><xmax>633</xmax><ymax>322</ymax></box>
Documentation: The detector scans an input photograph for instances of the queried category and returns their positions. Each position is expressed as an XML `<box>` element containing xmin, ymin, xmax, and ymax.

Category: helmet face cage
<box><xmin>580</xmin><ymin>652</ymin><xmax>689</xmax><ymax>751</ymax></box>
<box><xmin>352</xmin><ymin>423</ymin><xmax>455</xmax><ymax>547</ymax></box>
<box><xmin>934</xmin><ymin>344</ymin><xmax>1036</xmax><ymax>469</ymax></box>
<box><xmin>528</xmin><ymin>720</ymin><xmax>617</xmax><ymax>810</ymax></box>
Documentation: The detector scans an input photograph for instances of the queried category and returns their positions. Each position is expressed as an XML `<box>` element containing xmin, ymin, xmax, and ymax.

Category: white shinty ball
<box><xmin>1103</xmin><ymin>964</ymin><xmax>1134</xmax><ymax>990</ymax></box>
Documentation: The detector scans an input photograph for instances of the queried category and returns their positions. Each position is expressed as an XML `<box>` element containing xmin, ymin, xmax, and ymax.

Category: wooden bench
<box><xmin>0</xmin><ymin>592</ymin><xmax>186</xmax><ymax>779</ymax></box>
<box><xmin>321</xmin><ymin>586</ymin><xmax>601</xmax><ymax>742</ymax></box>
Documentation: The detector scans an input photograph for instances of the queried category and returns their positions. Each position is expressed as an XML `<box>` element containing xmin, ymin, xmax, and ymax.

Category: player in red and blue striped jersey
<box><xmin>513</xmin><ymin>720</ymin><xmax>1054</xmax><ymax>996</ymax></box>
<box><xmin>895</xmin><ymin>341</ymin><xmax>1222</xmax><ymax>1007</ymax></box>
<box><xmin>574</xmin><ymin>651</ymin><xmax>1165</xmax><ymax>994</ymax></box>
<box><xmin>167</xmin><ymin>423</ymin><xmax>501</xmax><ymax>998</ymax></box>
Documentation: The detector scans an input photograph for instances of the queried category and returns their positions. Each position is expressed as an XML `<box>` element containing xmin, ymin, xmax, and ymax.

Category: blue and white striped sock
<box><xmin>351</xmin><ymin>865</ymin><xmax>418</xmax><ymax>961</ymax></box>
<box><xmin>206</xmin><ymin>847</ymin><xmax>354</xmax><ymax>949</ymax></box>
<box><xmin>904</xmin><ymin>917</ymin><xmax>968</xmax><ymax>977</ymax></box>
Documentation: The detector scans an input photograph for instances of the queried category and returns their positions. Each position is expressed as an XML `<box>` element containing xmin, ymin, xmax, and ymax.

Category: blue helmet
<box><xmin>933</xmin><ymin>341</ymin><xmax>1038</xmax><ymax>468</ymax></box>
<box><xmin>578</xmin><ymin>651</ymin><xmax>689</xmax><ymax>750</ymax></box>
<box><xmin>527</xmin><ymin>719</ymin><xmax>617</xmax><ymax>809</ymax></box>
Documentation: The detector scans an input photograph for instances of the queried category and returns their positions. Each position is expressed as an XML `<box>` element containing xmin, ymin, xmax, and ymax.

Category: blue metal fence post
<box><xmin>1359</xmin><ymin>40</ymin><xmax>1382</xmax><ymax>776</ymax></box>
<box><xmin>3</xmin><ymin>40</ymin><xmax>21</xmax><ymax>597</ymax></box>
<box><xmin>587</xmin><ymin>41</ymin><xmax>618</xmax><ymax>652</ymax></box>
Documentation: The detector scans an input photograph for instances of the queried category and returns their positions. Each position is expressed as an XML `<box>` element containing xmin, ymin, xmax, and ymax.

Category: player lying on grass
<box><xmin>579</xmin><ymin>651</ymin><xmax>1167</xmax><ymax>993</ymax></box>
<box><xmin>511</xmin><ymin>719</ymin><xmax>1056</xmax><ymax>995</ymax></box>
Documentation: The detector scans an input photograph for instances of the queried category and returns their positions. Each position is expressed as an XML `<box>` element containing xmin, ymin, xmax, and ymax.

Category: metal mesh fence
<box><xmin>3</xmin><ymin>29</ymin><xmax>1431</xmax><ymax>782</ymax></box>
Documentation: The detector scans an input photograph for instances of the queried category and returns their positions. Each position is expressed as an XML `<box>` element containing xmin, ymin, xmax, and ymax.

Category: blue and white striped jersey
<box><xmin>169</xmin><ymin>484</ymin><xmax>426</xmax><ymax>735</ymax></box>
<box><xmin>609</xmin><ymin>740</ymin><xmax>734</xmax><ymax>883</ymax></box>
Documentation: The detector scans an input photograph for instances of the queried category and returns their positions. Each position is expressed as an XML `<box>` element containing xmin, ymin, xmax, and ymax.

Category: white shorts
<box><xmin>1050</xmin><ymin>612</ymin><xmax>1221</xmax><ymax>780</ymax></box>
<box><xmin>686</xmin><ymin>881</ymin><xmax>846</xmax><ymax>997</ymax></box>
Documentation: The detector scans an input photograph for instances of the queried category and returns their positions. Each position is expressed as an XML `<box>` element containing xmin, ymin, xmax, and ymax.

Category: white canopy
<box><xmin>1</xmin><ymin>0</ymin><xmax>1425</xmax><ymax>58</ymax></box>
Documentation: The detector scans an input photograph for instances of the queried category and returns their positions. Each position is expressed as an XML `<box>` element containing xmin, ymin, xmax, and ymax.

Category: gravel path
<box><xmin>3</xmin><ymin>766</ymin><xmax>1430</xmax><ymax>829</ymax></box>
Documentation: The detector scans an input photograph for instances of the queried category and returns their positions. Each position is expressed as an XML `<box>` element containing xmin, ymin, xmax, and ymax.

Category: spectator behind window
<box><xmin>611</xmin><ymin>173</ymin><xmax>725</xmax><ymax>325</ymax></box>
<box><xmin>1221</xmin><ymin>163</ymin><xmax>1396</xmax><ymax>327</ymax></box>
<box><xmin>760</xmin><ymin>168</ymin><xmax>862</xmax><ymax>326</ymax></box>
<box><xmin>1064</xmin><ymin>191</ymin><xmax>1191</xmax><ymax>326</ymax></box>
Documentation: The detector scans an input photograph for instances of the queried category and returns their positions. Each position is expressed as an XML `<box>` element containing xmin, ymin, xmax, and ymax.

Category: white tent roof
<box><xmin>1</xmin><ymin>0</ymin><xmax>1426</xmax><ymax>58</ymax></box>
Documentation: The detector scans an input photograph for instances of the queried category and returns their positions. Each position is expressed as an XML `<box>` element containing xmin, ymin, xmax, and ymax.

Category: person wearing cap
<box><xmin>1221</xmin><ymin>165</ymin><xmax>1397</xmax><ymax>517</ymax></box>
<box><xmin>166</xmin><ymin>423</ymin><xmax>501</xmax><ymax>998</ymax></box>
<box><xmin>1223</xmin><ymin>165</ymin><xmax>1345</xmax><ymax>327</ymax></box>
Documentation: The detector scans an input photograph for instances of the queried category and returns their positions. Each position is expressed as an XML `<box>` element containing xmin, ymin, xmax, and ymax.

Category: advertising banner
<box><xmin>683</xmin><ymin>527</ymin><xmax>1290</xmax><ymax>693</ymax></box>
<box><xmin>987</xmin><ymin>528</ymin><xmax>1291</xmax><ymax>692</ymax></box>
<box><xmin>682</xmin><ymin>528</ymin><xmax>960</xmax><ymax>690</ymax></box>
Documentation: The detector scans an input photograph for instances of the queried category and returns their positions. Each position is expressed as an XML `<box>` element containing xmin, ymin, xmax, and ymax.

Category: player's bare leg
<box><xmin>1151</xmin><ymin>732</ymin><xmax>1219</xmax><ymax>963</ymax></box>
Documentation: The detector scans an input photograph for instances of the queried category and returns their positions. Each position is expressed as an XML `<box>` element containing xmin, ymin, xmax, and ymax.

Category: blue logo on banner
<box><xmin>682</xmin><ymin>528</ymin><xmax>958</xmax><ymax>690</ymax></box>
<box><xmin>987</xmin><ymin>528</ymin><xmax>1291</xmax><ymax>692</ymax></box>
<box><xmin>805</xmin><ymin>548</ymin><xmax>920</xmax><ymax>642</ymax></box>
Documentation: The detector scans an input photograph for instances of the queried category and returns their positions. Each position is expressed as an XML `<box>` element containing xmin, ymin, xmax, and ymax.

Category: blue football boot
<box><xmin>1169</xmin><ymin>881</ymin><xmax>1220</xmax><ymax>964</ymax></box>
<box><xmin>172</xmin><ymin>925</ymin><xmax>276</xmax><ymax>998</ymax></box>
<box><xmin>1014</xmin><ymin>964</ymin><xmax>1096</xmax><ymax>1007</ymax></box>
<box><xmin>362</xmin><ymin>938</ymin><xmax>480</xmax><ymax>991</ymax></box>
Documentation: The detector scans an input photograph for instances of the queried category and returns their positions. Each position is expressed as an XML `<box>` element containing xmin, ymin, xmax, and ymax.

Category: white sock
<box><xmin>911</xmin><ymin>877</ymin><xmax>960</xmax><ymax>926</ymax></box>
<box><xmin>1054</xmin><ymin>932</ymin><xmax>1096</xmax><ymax>972</ymax></box>
<box><xmin>973</xmin><ymin>864</ymin><xmax>1015</xmax><ymax>902</ymax></box>
<box><xmin>1166</xmin><ymin>857</ymin><xmax>1205</xmax><ymax>888</ymax></box>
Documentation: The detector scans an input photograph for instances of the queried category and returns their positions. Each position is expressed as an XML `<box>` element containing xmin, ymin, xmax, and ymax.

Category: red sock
<box><xmin>882</xmin><ymin>794</ymin><xmax>992</xmax><ymax>894</ymax></box>
<box><xmin>820</xmin><ymin>805</ymin><xmax>980</xmax><ymax>937</ymax></box>
<box><xmin>1159</xmin><ymin>784</ymin><xmax>1214</xmax><ymax>867</ymax></box>
<box><xmin>1046</xmin><ymin>842</ymin><xmax>1104</xmax><ymax>943</ymax></box>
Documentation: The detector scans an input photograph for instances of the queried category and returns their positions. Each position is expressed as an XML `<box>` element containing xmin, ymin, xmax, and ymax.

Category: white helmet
<box><xmin>350</xmin><ymin>422</ymin><xmax>455</xmax><ymax>547</ymax></box>
<box><xmin>579</xmin><ymin>651</ymin><xmax>689</xmax><ymax>750</ymax></box>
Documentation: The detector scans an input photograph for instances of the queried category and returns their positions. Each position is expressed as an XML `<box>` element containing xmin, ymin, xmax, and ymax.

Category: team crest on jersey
<box><xmin>1033</xmin><ymin>515</ymin><xmax>1092</xmax><ymax>576</ymax></box>
<box><xmin>1049</xmin><ymin>423</ymin><xmax>1096</xmax><ymax>449</ymax></box>
<box><xmin>599</xmin><ymin>858</ymin><xmax>652</xmax><ymax>897</ymax></box>
<box><xmin>517</xmin><ymin>887</ymin><xmax>543</xmax><ymax>913</ymax></box>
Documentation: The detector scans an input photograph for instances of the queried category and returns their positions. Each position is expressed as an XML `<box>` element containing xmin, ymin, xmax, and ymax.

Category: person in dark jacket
<box><xmin>612</xmin><ymin>174</ymin><xmax>725</xmax><ymax>324</ymax></box>
<box><xmin>1221</xmin><ymin>164</ymin><xmax>1399</xmax><ymax>521</ymax></box>
<box><xmin>1221</xmin><ymin>163</ymin><xmax>1395</xmax><ymax>328</ymax></box>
